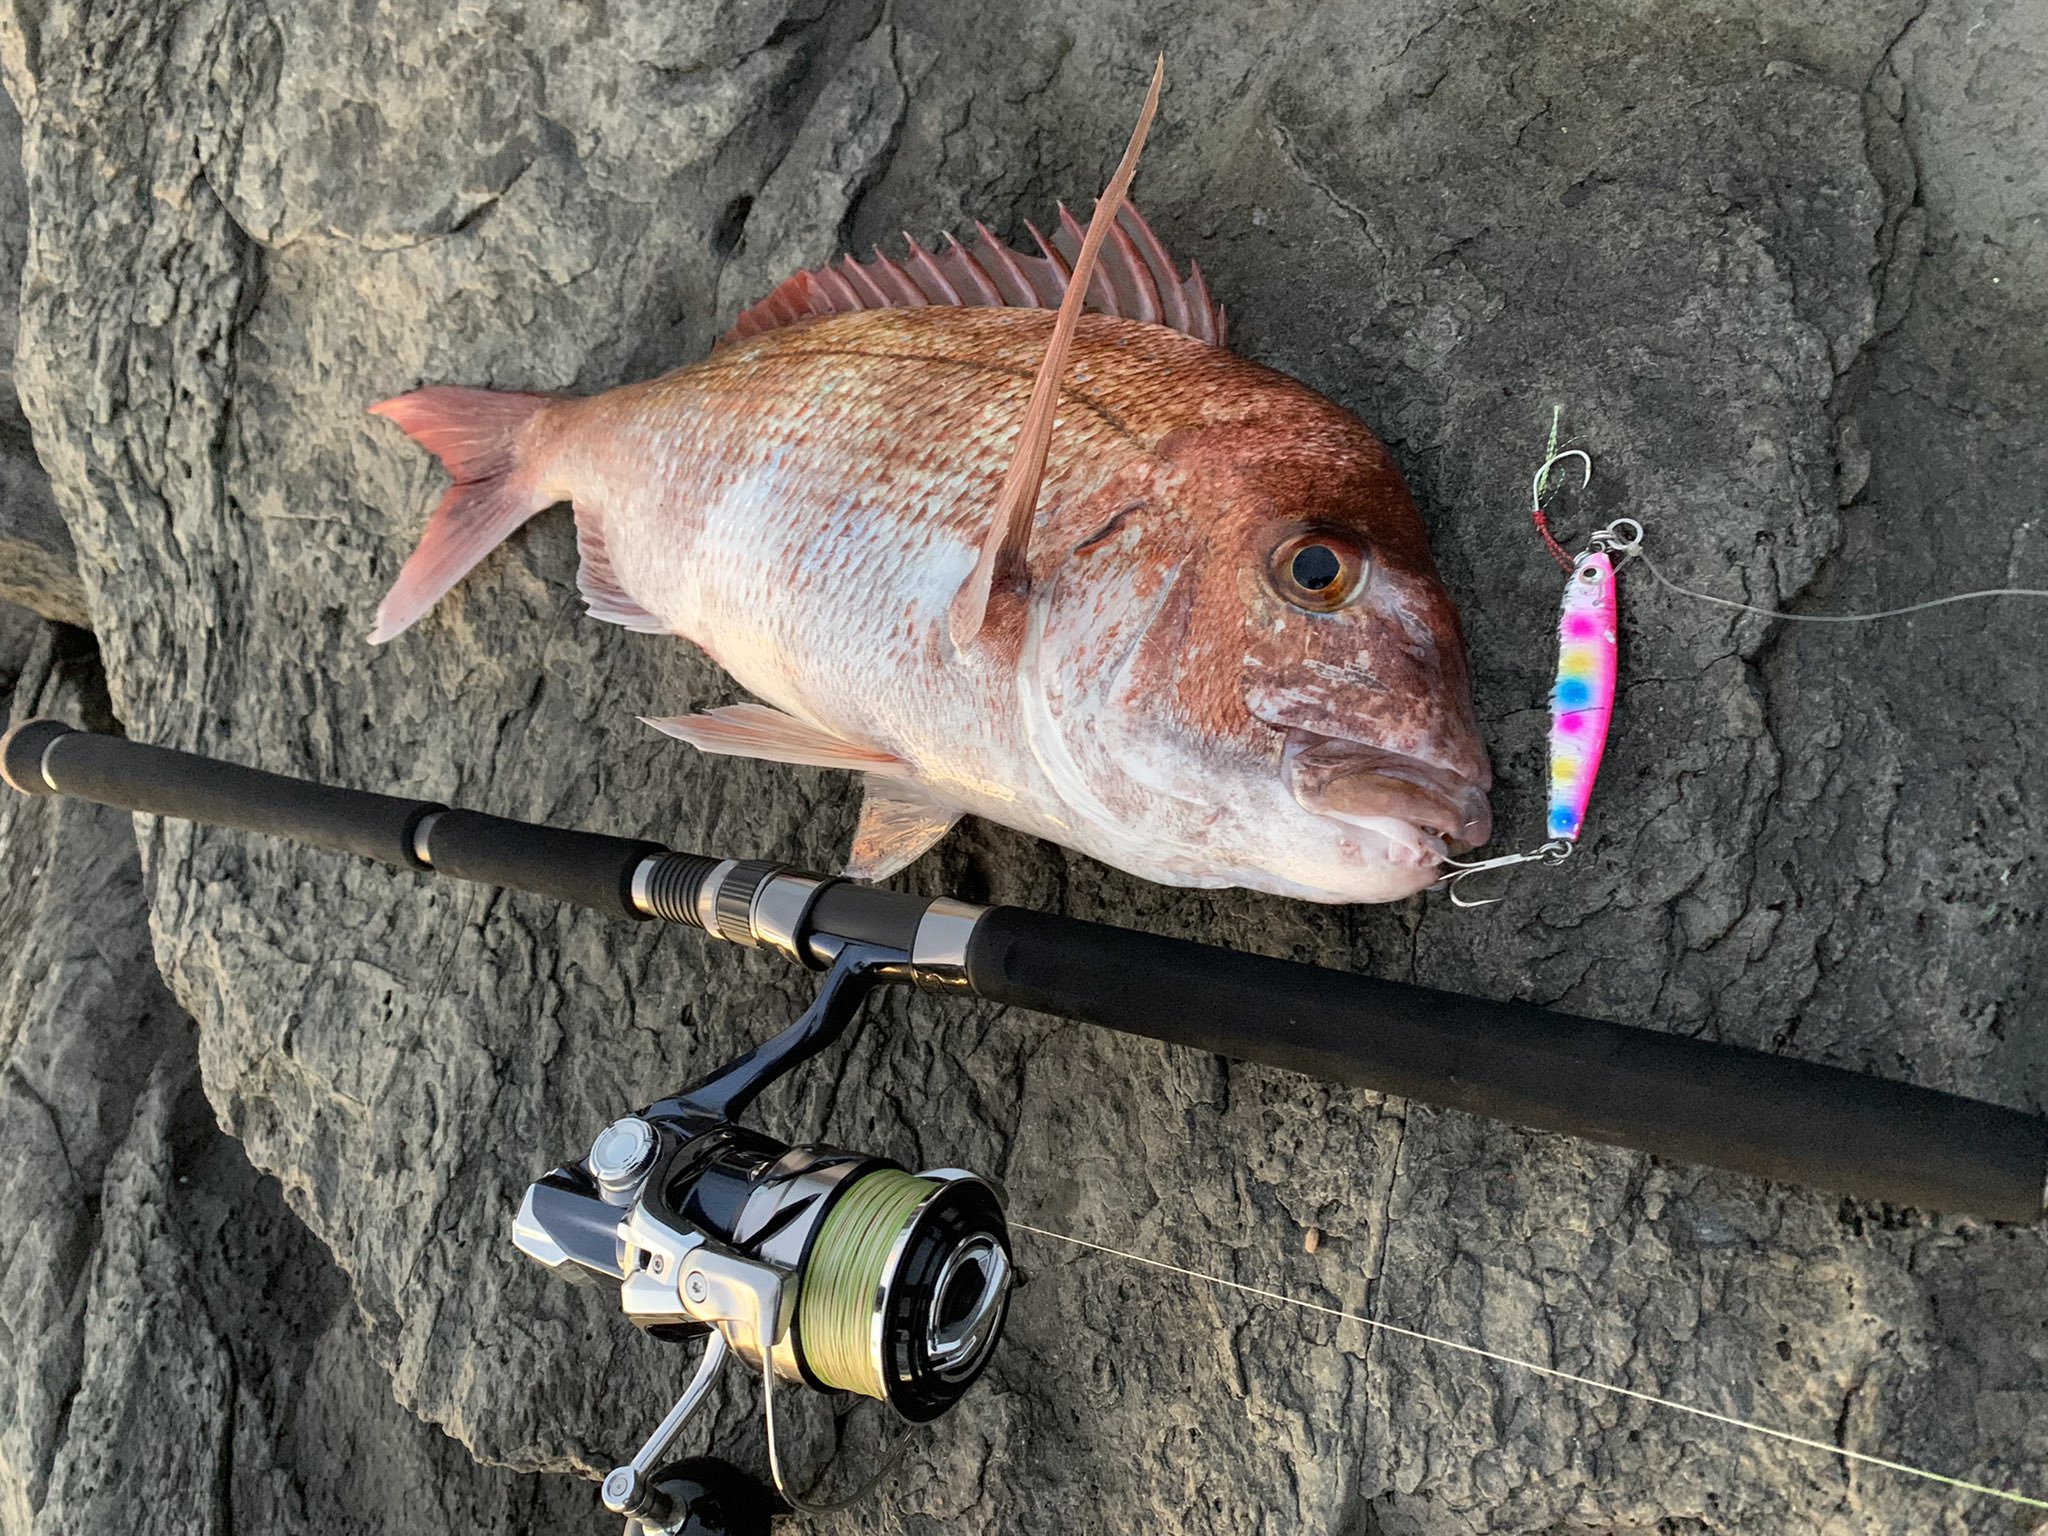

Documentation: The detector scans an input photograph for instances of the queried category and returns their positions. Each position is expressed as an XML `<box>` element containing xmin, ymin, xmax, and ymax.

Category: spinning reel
<box><xmin>512</xmin><ymin>928</ymin><xmax>1013</xmax><ymax>1535</ymax></box>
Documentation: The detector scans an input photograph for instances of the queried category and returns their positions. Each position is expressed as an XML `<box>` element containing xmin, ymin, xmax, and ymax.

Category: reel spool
<box><xmin>513</xmin><ymin>942</ymin><xmax>1013</xmax><ymax>1535</ymax></box>
<box><xmin>758</xmin><ymin>1159</ymin><xmax>1010</xmax><ymax>1418</ymax></box>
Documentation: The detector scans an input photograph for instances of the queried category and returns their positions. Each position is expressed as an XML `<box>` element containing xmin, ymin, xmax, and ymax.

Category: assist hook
<box><xmin>1531</xmin><ymin>449</ymin><xmax>1594</xmax><ymax>571</ymax></box>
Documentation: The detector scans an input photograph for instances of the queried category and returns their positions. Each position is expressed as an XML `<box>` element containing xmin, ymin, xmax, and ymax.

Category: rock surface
<box><xmin>0</xmin><ymin>613</ymin><xmax>589</xmax><ymax>1534</ymax></box>
<box><xmin>0</xmin><ymin>92</ymin><xmax>82</xmax><ymax>628</ymax></box>
<box><xmin>1</xmin><ymin>2</ymin><xmax>2044</xmax><ymax>1533</ymax></box>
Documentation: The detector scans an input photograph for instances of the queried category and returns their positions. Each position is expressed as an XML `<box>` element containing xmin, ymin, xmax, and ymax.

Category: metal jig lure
<box><xmin>1441</xmin><ymin>450</ymin><xmax>1633</xmax><ymax>908</ymax></box>
<box><xmin>1441</xmin><ymin>411</ymin><xmax>2048</xmax><ymax>910</ymax></box>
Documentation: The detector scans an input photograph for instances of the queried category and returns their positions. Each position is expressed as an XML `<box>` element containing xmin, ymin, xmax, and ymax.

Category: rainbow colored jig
<box><xmin>1441</xmin><ymin>450</ymin><xmax>1632</xmax><ymax>908</ymax></box>
<box><xmin>1547</xmin><ymin>544</ymin><xmax>1618</xmax><ymax>842</ymax></box>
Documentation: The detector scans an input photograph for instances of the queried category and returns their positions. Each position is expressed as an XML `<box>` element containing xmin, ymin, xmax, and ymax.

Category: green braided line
<box><xmin>797</xmin><ymin>1169</ymin><xmax>934</xmax><ymax>1399</ymax></box>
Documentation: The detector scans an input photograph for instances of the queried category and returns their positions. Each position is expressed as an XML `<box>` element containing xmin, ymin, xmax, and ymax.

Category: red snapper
<box><xmin>368</xmin><ymin>70</ymin><xmax>1490</xmax><ymax>903</ymax></box>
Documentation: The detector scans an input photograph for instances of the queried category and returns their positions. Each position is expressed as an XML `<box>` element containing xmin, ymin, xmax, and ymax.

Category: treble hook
<box><xmin>1437</xmin><ymin>840</ymin><xmax>1573</xmax><ymax>909</ymax></box>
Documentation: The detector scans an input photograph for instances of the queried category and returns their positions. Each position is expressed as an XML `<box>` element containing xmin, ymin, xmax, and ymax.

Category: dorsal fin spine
<box><xmin>1025</xmin><ymin>221</ymin><xmax>1072</xmax><ymax>296</ymax></box>
<box><xmin>1055</xmin><ymin>204</ymin><xmax>1118</xmax><ymax>313</ymax></box>
<box><xmin>722</xmin><ymin>196</ymin><xmax>1224</xmax><ymax>348</ymax></box>
<box><xmin>1189</xmin><ymin>265</ymin><xmax>1222</xmax><ymax>346</ymax></box>
<box><xmin>905</xmin><ymin>237</ymin><xmax>962</xmax><ymax>304</ymax></box>
<box><xmin>972</xmin><ymin>221</ymin><xmax>1039</xmax><ymax>306</ymax></box>
<box><xmin>838</xmin><ymin>257</ymin><xmax>891</xmax><ymax>309</ymax></box>
<box><xmin>1124</xmin><ymin>208</ymin><xmax>1189</xmax><ymax>331</ymax></box>
<box><xmin>943</xmin><ymin>233</ymin><xmax>1004</xmax><ymax>305</ymax></box>
<box><xmin>871</xmin><ymin>248</ymin><xmax>925</xmax><ymax>306</ymax></box>
<box><xmin>1109</xmin><ymin>218</ymin><xmax>1162</xmax><ymax>324</ymax></box>
<box><xmin>808</xmin><ymin>264</ymin><xmax>854</xmax><ymax>311</ymax></box>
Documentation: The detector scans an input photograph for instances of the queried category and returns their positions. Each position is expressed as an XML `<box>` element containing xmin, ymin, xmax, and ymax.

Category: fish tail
<box><xmin>366</xmin><ymin>386</ymin><xmax>562</xmax><ymax>643</ymax></box>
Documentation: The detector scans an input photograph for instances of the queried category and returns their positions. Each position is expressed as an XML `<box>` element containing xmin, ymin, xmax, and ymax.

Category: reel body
<box><xmin>513</xmin><ymin>942</ymin><xmax>1013</xmax><ymax>1534</ymax></box>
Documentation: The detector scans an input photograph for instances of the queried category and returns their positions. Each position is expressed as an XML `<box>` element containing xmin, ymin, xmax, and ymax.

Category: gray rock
<box><xmin>0</xmin><ymin>86</ymin><xmax>26</xmax><ymax>416</ymax></box>
<box><xmin>0</xmin><ymin>612</ymin><xmax>588</xmax><ymax>1535</ymax></box>
<box><xmin>0</xmin><ymin>455</ymin><xmax>84</xmax><ymax>630</ymax></box>
<box><xmin>3</xmin><ymin>1</ymin><xmax>2044</xmax><ymax>1533</ymax></box>
<box><xmin>0</xmin><ymin>92</ymin><xmax>83</xmax><ymax>629</ymax></box>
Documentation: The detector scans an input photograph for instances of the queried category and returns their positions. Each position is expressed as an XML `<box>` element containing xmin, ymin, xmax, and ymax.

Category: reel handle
<box><xmin>605</xmin><ymin>1334</ymin><xmax>737</xmax><ymax>1528</ymax></box>
<box><xmin>633</xmin><ymin>1460</ymin><xmax>780</xmax><ymax>1536</ymax></box>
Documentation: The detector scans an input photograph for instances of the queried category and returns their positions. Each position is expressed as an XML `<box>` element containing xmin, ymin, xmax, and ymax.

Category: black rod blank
<box><xmin>964</xmin><ymin>907</ymin><xmax>2048</xmax><ymax>1222</ymax></box>
<box><xmin>6</xmin><ymin>718</ymin><xmax>2043</xmax><ymax>1221</ymax></box>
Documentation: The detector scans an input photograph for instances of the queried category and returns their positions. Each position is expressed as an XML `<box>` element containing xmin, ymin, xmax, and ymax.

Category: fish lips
<box><xmin>1283</xmin><ymin>731</ymin><xmax>1493</xmax><ymax>854</ymax></box>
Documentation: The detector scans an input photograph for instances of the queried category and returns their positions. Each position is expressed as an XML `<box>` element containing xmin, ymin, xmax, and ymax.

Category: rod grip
<box><xmin>424</xmin><ymin>809</ymin><xmax>665</xmax><ymax>921</ymax></box>
<box><xmin>7</xmin><ymin>719</ymin><xmax>441</xmax><ymax>870</ymax></box>
<box><xmin>963</xmin><ymin>906</ymin><xmax>2048</xmax><ymax>1221</ymax></box>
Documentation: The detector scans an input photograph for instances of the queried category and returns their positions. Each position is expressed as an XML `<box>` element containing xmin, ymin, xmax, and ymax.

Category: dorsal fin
<box><xmin>722</xmin><ymin>202</ymin><xmax>1224</xmax><ymax>349</ymax></box>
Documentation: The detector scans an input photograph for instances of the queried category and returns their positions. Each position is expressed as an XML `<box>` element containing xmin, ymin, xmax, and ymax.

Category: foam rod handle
<box><xmin>421</xmin><ymin>809</ymin><xmax>666</xmax><ymax>921</ymax></box>
<box><xmin>964</xmin><ymin>906</ymin><xmax>2048</xmax><ymax>1222</ymax></box>
<box><xmin>3</xmin><ymin>718</ymin><xmax>441</xmax><ymax>870</ymax></box>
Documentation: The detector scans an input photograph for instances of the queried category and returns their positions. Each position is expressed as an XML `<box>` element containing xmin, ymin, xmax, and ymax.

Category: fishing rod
<box><xmin>6</xmin><ymin>718</ymin><xmax>2046</xmax><ymax>1533</ymax></box>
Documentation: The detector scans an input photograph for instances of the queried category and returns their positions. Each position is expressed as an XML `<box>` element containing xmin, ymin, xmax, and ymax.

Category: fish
<box><xmin>366</xmin><ymin>64</ymin><xmax>1490</xmax><ymax>903</ymax></box>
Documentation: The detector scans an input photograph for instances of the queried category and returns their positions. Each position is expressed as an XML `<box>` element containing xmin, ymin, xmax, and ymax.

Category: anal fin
<box><xmin>644</xmin><ymin>704</ymin><xmax>905</xmax><ymax>773</ymax></box>
<box><xmin>847</xmin><ymin>777</ymin><xmax>961</xmax><ymax>881</ymax></box>
<box><xmin>576</xmin><ymin>504</ymin><xmax>668</xmax><ymax>633</ymax></box>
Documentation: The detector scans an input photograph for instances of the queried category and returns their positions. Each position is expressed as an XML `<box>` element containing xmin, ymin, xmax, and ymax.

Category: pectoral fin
<box><xmin>846</xmin><ymin>777</ymin><xmax>960</xmax><ymax>880</ymax></box>
<box><xmin>947</xmin><ymin>56</ymin><xmax>1166</xmax><ymax>651</ymax></box>
<box><xmin>644</xmin><ymin>704</ymin><xmax>904</xmax><ymax>773</ymax></box>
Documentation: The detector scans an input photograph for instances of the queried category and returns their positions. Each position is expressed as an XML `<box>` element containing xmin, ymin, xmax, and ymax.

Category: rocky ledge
<box><xmin>2</xmin><ymin>2</ymin><xmax>2044</xmax><ymax>1533</ymax></box>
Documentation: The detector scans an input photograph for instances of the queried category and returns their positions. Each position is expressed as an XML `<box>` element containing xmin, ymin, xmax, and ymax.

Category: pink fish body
<box><xmin>369</xmin><ymin>205</ymin><xmax>1490</xmax><ymax>904</ymax></box>
<box><xmin>1547</xmin><ymin>551</ymin><xmax>1618</xmax><ymax>841</ymax></box>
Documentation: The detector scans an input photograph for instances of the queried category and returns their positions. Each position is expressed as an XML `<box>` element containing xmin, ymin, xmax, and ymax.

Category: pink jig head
<box><xmin>1440</xmin><ymin>446</ymin><xmax>1635</xmax><ymax>908</ymax></box>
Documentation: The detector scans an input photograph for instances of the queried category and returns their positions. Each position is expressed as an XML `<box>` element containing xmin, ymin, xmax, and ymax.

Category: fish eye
<box><xmin>1293</xmin><ymin>544</ymin><xmax>1342</xmax><ymax>590</ymax></box>
<box><xmin>1268</xmin><ymin>530</ymin><xmax>1368</xmax><ymax>612</ymax></box>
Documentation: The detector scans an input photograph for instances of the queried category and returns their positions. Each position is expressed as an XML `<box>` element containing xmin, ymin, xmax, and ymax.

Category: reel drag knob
<box><xmin>589</xmin><ymin>1116</ymin><xmax>659</xmax><ymax>1203</ymax></box>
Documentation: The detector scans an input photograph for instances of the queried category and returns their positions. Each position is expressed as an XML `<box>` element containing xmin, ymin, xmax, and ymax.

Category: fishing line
<box><xmin>1012</xmin><ymin>1222</ymin><xmax>2048</xmax><ymax>1513</ymax></box>
<box><xmin>798</xmin><ymin>1167</ymin><xmax>944</xmax><ymax>1399</ymax></box>
<box><xmin>1610</xmin><ymin>528</ymin><xmax>2048</xmax><ymax>623</ymax></box>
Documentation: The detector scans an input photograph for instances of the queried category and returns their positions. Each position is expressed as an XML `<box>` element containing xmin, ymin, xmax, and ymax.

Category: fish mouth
<box><xmin>1284</xmin><ymin>730</ymin><xmax>1493</xmax><ymax>856</ymax></box>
